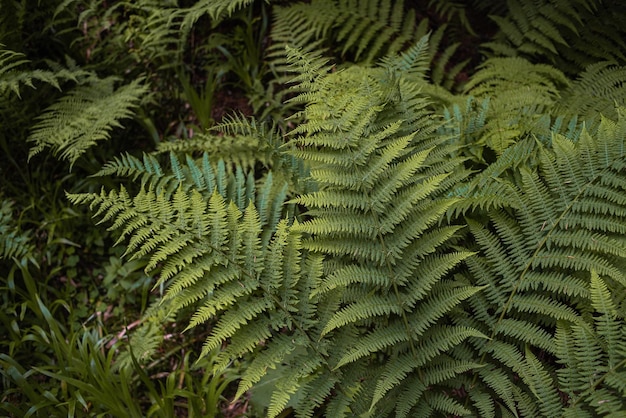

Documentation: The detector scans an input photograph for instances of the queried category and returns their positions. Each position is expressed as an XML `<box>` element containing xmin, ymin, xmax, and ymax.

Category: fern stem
<box><xmin>569</xmin><ymin>356</ymin><xmax>626</xmax><ymax>410</ymax></box>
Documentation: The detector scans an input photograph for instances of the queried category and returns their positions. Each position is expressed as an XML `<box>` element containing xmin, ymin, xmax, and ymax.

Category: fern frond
<box><xmin>156</xmin><ymin>133</ymin><xmax>268</xmax><ymax>170</ymax></box>
<box><xmin>555</xmin><ymin>272</ymin><xmax>626</xmax><ymax>415</ymax></box>
<box><xmin>463</xmin><ymin>57</ymin><xmax>568</xmax><ymax>154</ymax></box>
<box><xmin>180</xmin><ymin>0</ymin><xmax>259</xmax><ymax>26</ymax></box>
<box><xmin>461</xmin><ymin>107</ymin><xmax>626</xmax><ymax>414</ymax></box>
<box><xmin>287</xmin><ymin>47</ymin><xmax>484</xmax><ymax>415</ymax></box>
<box><xmin>28</xmin><ymin>76</ymin><xmax>148</xmax><ymax>166</ymax></box>
<box><xmin>0</xmin><ymin>200</ymin><xmax>34</xmax><ymax>265</ymax></box>
<box><xmin>0</xmin><ymin>44</ymin><xmax>86</xmax><ymax>98</ymax></box>
<box><xmin>69</xmin><ymin>149</ymin><xmax>335</xmax><ymax>418</ymax></box>
<box><xmin>379</xmin><ymin>33</ymin><xmax>431</xmax><ymax>80</ymax></box>
<box><xmin>484</xmin><ymin>0</ymin><xmax>626</xmax><ymax>79</ymax></box>
<box><xmin>556</xmin><ymin>61</ymin><xmax>626</xmax><ymax>121</ymax></box>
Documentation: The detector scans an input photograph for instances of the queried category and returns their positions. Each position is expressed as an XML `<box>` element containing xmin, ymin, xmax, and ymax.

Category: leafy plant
<box><xmin>5</xmin><ymin>0</ymin><xmax>626</xmax><ymax>416</ymax></box>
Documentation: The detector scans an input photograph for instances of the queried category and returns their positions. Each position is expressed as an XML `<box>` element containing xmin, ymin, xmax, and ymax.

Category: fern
<box><xmin>288</xmin><ymin>46</ymin><xmax>485</xmax><ymax>416</ymax></box>
<box><xmin>463</xmin><ymin>57</ymin><xmax>569</xmax><ymax>155</ymax></box>
<box><xmin>0</xmin><ymin>200</ymin><xmax>33</xmax><ymax>265</ymax></box>
<box><xmin>556</xmin><ymin>61</ymin><xmax>626</xmax><ymax>121</ymax></box>
<box><xmin>60</xmin><ymin>2</ymin><xmax>626</xmax><ymax>412</ymax></box>
<box><xmin>0</xmin><ymin>44</ymin><xmax>86</xmax><ymax>98</ymax></box>
<box><xmin>457</xmin><ymin>109</ymin><xmax>626</xmax><ymax>416</ymax></box>
<box><xmin>180</xmin><ymin>0</ymin><xmax>262</xmax><ymax>27</ymax></box>
<box><xmin>68</xmin><ymin>152</ymin><xmax>319</xmax><ymax>416</ymax></box>
<box><xmin>27</xmin><ymin>76</ymin><xmax>148</xmax><ymax>166</ymax></box>
<box><xmin>273</xmin><ymin>0</ymin><xmax>423</xmax><ymax>64</ymax></box>
<box><xmin>485</xmin><ymin>0</ymin><xmax>626</xmax><ymax>74</ymax></box>
<box><xmin>268</xmin><ymin>0</ymin><xmax>468</xmax><ymax>94</ymax></box>
<box><xmin>70</xmin><ymin>41</ymin><xmax>487</xmax><ymax>417</ymax></box>
<box><xmin>556</xmin><ymin>271</ymin><xmax>626</xmax><ymax>415</ymax></box>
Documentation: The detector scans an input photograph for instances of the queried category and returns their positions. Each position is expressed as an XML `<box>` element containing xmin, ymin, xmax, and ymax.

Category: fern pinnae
<box><xmin>321</xmin><ymin>295</ymin><xmax>401</xmax><ymax>336</ymax></box>
<box><xmin>403</xmin><ymin>252</ymin><xmax>477</xmax><ymax>306</ymax></box>
<box><xmin>371</xmin><ymin>325</ymin><xmax>486</xmax><ymax>410</ymax></box>
<box><xmin>28</xmin><ymin>76</ymin><xmax>148</xmax><ymax>166</ymax></box>
<box><xmin>494</xmin><ymin>318</ymin><xmax>556</xmax><ymax>353</ymax></box>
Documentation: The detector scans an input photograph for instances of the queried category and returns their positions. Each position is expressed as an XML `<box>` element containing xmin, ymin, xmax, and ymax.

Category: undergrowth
<box><xmin>2</xmin><ymin>0</ymin><xmax>626</xmax><ymax>416</ymax></box>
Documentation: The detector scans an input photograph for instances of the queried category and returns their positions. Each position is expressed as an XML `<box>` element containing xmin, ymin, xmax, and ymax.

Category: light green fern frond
<box><xmin>157</xmin><ymin>132</ymin><xmax>268</xmax><ymax>170</ymax></box>
<box><xmin>289</xmin><ymin>50</ymin><xmax>485</xmax><ymax>416</ymax></box>
<box><xmin>181</xmin><ymin>0</ymin><xmax>261</xmax><ymax>26</ymax></box>
<box><xmin>0</xmin><ymin>44</ymin><xmax>86</xmax><ymax>98</ymax></box>
<box><xmin>68</xmin><ymin>150</ymin><xmax>329</xmax><ymax>417</ymax></box>
<box><xmin>28</xmin><ymin>76</ymin><xmax>148</xmax><ymax>166</ymax></box>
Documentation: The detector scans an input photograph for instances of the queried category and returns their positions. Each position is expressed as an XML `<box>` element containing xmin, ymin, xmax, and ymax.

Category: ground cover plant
<box><xmin>2</xmin><ymin>0</ymin><xmax>626</xmax><ymax>416</ymax></box>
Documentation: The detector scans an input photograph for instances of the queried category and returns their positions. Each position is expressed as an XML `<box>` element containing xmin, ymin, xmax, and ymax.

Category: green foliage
<box><xmin>5</xmin><ymin>0</ymin><xmax>626</xmax><ymax>416</ymax></box>
<box><xmin>27</xmin><ymin>76</ymin><xmax>148</xmax><ymax>166</ymax></box>
<box><xmin>70</xmin><ymin>44</ymin><xmax>483</xmax><ymax>417</ymax></box>
<box><xmin>0</xmin><ymin>45</ymin><xmax>80</xmax><ymax>98</ymax></box>
<box><xmin>485</xmin><ymin>0</ymin><xmax>626</xmax><ymax>74</ymax></box>
<box><xmin>555</xmin><ymin>271</ymin><xmax>626</xmax><ymax>416</ymax></box>
<box><xmin>0</xmin><ymin>199</ymin><xmax>34</xmax><ymax>264</ymax></box>
<box><xmin>450</xmin><ymin>109</ymin><xmax>626</xmax><ymax>416</ymax></box>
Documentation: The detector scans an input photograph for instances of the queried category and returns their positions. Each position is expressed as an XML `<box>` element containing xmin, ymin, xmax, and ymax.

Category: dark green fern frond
<box><xmin>485</xmin><ymin>0</ymin><xmax>626</xmax><ymax>75</ymax></box>
<box><xmin>459</xmin><ymin>110</ymin><xmax>626</xmax><ymax>416</ymax></box>
<box><xmin>332</xmin><ymin>0</ymin><xmax>423</xmax><ymax>63</ymax></box>
<box><xmin>426</xmin><ymin>24</ymin><xmax>472</xmax><ymax>92</ymax></box>
<box><xmin>0</xmin><ymin>200</ymin><xmax>34</xmax><ymax>265</ymax></box>
<box><xmin>269</xmin><ymin>0</ymin><xmax>469</xmax><ymax>97</ymax></box>
<box><xmin>122</xmin><ymin>1</ymin><xmax>184</xmax><ymax>67</ymax></box>
<box><xmin>28</xmin><ymin>76</ymin><xmax>148</xmax><ymax>166</ymax></box>
<box><xmin>556</xmin><ymin>271</ymin><xmax>626</xmax><ymax>415</ymax></box>
<box><xmin>112</xmin><ymin>300</ymin><xmax>177</xmax><ymax>370</ymax></box>
<box><xmin>267</xmin><ymin>1</ymin><xmax>332</xmax><ymax>65</ymax></box>
<box><xmin>556</xmin><ymin>61</ymin><xmax>626</xmax><ymax>121</ymax></box>
<box><xmin>269</xmin><ymin>0</ymin><xmax>427</xmax><ymax>66</ymax></box>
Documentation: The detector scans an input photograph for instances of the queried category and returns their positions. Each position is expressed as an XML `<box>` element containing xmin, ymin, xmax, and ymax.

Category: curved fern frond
<box><xmin>463</xmin><ymin>57</ymin><xmax>569</xmax><ymax>155</ymax></box>
<box><xmin>180</xmin><ymin>0</ymin><xmax>260</xmax><ymax>27</ymax></box>
<box><xmin>28</xmin><ymin>76</ymin><xmax>148</xmax><ymax>166</ymax></box>
<box><xmin>0</xmin><ymin>44</ymin><xmax>86</xmax><ymax>98</ymax></box>
<box><xmin>270</xmin><ymin>0</ymin><xmax>424</xmax><ymax>65</ymax></box>
<box><xmin>556</xmin><ymin>61</ymin><xmax>626</xmax><ymax>121</ymax></box>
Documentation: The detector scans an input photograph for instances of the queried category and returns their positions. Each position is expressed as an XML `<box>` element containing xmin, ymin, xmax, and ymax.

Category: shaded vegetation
<box><xmin>2</xmin><ymin>0</ymin><xmax>626</xmax><ymax>416</ymax></box>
